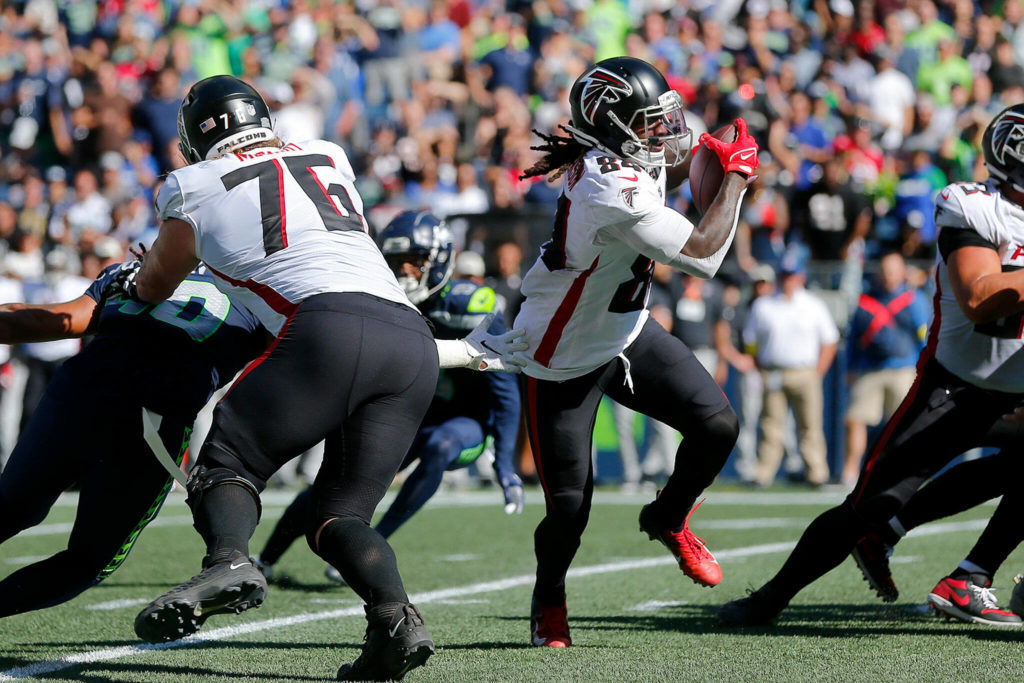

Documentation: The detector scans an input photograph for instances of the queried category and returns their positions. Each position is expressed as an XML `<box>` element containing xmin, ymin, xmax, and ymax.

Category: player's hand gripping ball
<box><xmin>689</xmin><ymin>118</ymin><xmax>760</xmax><ymax>214</ymax></box>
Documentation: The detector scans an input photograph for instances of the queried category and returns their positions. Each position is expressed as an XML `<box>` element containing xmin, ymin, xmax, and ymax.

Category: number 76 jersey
<box><xmin>157</xmin><ymin>139</ymin><xmax>412</xmax><ymax>334</ymax></box>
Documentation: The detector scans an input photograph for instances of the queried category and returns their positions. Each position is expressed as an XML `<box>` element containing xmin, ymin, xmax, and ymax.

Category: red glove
<box><xmin>699</xmin><ymin>118</ymin><xmax>760</xmax><ymax>177</ymax></box>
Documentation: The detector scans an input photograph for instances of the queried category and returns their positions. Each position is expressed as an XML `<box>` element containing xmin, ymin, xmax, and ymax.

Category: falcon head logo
<box><xmin>990</xmin><ymin>112</ymin><xmax>1024</xmax><ymax>165</ymax></box>
<box><xmin>620</xmin><ymin>186</ymin><xmax>638</xmax><ymax>208</ymax></box>
<box><xmin>579</xmin><ymin>67</ymin><xmax>633</xmax><ymax>126</ymax></box>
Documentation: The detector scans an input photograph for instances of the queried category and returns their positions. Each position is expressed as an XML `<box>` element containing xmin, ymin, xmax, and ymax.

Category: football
<box><xmin>689</xmin><ymin>123</ymin><xmax>738</xmax><ymax>215</ymax></box>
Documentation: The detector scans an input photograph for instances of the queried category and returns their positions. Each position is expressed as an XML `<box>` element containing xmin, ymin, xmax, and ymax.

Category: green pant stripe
<box><xmin>97</xmin><ymin>426</ymin><xmax>192</xmax><ymax>581</ymax></box>
<box><xmin>451</xmin><ymin>435</ymin><xmax>493</xmax><ymax>468</ymax></box>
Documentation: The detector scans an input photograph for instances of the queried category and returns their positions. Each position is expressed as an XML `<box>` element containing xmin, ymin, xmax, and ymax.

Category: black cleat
<box><xmin>134</xmin><ymin>552</ymin><xmax>268</xmax><ymax>643</ymax></box>
<box><xmin>851</xmin><ymin>532</ymin><xmax>898</xmax><ymax>603</ymax></box>
<box><xmin>927</xmin><ymin>574</ymin><xmax>1022</xmax><ymax>626</ymax></box>
<box><xmin>338</xmin><ymin>602</ymin><xmax>434</xmax><ymax>681</ymax></box>
<box><xmin>717</xmin><ymin>589</ymin><xmax>784</xmax><ymax>626</ymax></box>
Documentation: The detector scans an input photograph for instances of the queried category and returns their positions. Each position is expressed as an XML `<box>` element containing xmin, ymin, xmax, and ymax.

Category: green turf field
<box><xmin>1</xmin><ymin>485</ymin><xmax>1022</xmax><ymax>681</ymax></box>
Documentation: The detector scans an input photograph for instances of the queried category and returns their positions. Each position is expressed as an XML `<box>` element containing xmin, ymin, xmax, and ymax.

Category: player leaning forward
<box><xmin>124</xmin><ymin>76</ymin><xmax>523</xmax><ymax>680</ymax></box>
<box><xmin>515</xmin><ymin>57</ymin><xmax>759</xmax><ymax>647</ymax></box>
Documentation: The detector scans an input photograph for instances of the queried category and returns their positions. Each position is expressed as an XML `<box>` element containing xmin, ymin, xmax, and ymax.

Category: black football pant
<box><xmin>892</xmin><ymin>449</ymin><xmax>1024</xmax><ymax>576</ymax></box>
<box><xmin>524</xmin><ymin>319</ymin><xmax>737</xmax><ymax>606</ymax></box>
<box><xmin>761</xmin><ymin>357</ymin><xmax>1024</xmax><ymax>607</ymax></box>
<box><xmin>0</xmin><ymin>388</ymin><xmax>190</xmax><ymax>617</ymax></box>
<box><xmin>198</xmin><ymin>293</ymin><xmax>438</xmax><ymax>607</ymax></box>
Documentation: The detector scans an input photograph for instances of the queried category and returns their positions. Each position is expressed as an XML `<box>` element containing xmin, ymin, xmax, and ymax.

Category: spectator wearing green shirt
<box><xmin>917</xmin><ymin>38</ymin><xmax>972</xmax><ymax>106</ymax></box>
<box><xmin>584</xmin><ymin>0</ymin><xmax>630</xmax><ymax>62</ymax></box>
<box><xmin>905</xmin><ymin>0</ymin><xmax>956</xmax><ymax>67</ymax></box>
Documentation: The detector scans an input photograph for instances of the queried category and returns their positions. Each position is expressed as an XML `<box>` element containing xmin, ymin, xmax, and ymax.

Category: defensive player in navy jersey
<box><xmin>719</xmin><ymin>104</ymin><xmax>1024</xmax><ymax>627</ymax></box>
<box><xmin>253</xmin><ymin>212</ymin><xmax>522</xmax><ymax>581</ymax></box>
<box><xmin>0</xmin><ymin>262</ymin><xmax>266</xmax><ymax>618</ymax></box>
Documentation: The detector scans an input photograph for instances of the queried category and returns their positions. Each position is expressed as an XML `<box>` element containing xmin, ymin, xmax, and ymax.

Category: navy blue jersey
<box><xmin>424</xmin><ymin>279</ymin><xmax>520</xmax><ymax>475</ymax></box>
<box><xmin>50</xmin><ymin>264</ymin><xmax>266</xmax><ymax>419</ymax></box>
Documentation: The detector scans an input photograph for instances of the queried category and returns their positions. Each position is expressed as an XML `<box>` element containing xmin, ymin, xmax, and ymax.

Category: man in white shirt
<box><xmin>742</xmin><ymin>259</ymin><xmax>839</xmax><ymax>487</ymax></box>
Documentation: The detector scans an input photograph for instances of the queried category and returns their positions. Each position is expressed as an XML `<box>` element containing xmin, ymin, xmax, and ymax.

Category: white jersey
<box><xmin>157</xmin><ymin>139</ymin><xmax>412</xmax><ymax>334</ymax></box>
<box><xmin>515</xmin><ymin>149</ymin><xmax>697</xmax><ymax>380</ymax></box>
<box><xmin>933</xmin><ymin>180</ymin><xmax>1024</xmax><ymax>392</ymax></box>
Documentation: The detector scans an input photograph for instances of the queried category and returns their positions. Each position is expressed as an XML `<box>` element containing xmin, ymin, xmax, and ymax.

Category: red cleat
<box><xmin>530</xmin><ymin>601</ymin><xmax>571</xmax><ymax>647</ymax></box>
<box><xmin>639</xmin><ymin>497</ymin><xmax>722</xmax><ymax>587</ymax></box>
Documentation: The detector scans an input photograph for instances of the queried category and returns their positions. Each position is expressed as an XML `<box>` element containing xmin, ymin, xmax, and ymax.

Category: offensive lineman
<box><xmin>514</xmin><ymin>57</ymin><xmax>759</xmax><ymax>646</ymax></box>
<box><xmin>253</xmin><ymin>211</ymin><xmax>523</xmax><ymax>580</ymax></box>
<box><xmin>719</xmin><ymin>103</ymin><xmax>1024</xmax><ymax>626</ymax></box>
<box><xmin>122</xmin><ymin>76</ymin><xmax>524</xmax><ymax>680</ymax></box>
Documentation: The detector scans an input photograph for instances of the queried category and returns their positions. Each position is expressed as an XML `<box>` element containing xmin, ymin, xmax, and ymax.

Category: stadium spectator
<box><xmin>742</xmin><ymin>256</ymin><xmax>838</xmax><ymax>487</ymax></box>
<box><xmin>841</xmin><ymin>252</ymin><xmax>928</xmax><ymax>486</ymax></box>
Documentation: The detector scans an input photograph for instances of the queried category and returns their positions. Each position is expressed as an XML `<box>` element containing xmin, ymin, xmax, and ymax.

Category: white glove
<box><xmin>464</xmin><ymin>313</ymin><xmax>528</xmax><ymax>372</ymax></box>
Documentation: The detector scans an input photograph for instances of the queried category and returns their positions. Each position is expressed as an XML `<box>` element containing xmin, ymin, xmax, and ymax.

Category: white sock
<box><xmin>957</xmin><ymin>559</ymin><xmax>989</xmax><ymax>576</ymax></box>
<box><xmin>887</xmin><ymin>516</ymin><xmax>906</xmax><ymax>538</ymax></box>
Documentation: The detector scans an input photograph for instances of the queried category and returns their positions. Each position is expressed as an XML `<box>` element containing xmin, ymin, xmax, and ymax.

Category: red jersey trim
<box><xmin>206</xmin><ymin>265</ymin><xmax>298</xmax><ymax>317</ymax></box>
<box><xmin>533</xmin><ymin>256</ymin><xmax>600</xmax><ymax>367</ymax></box>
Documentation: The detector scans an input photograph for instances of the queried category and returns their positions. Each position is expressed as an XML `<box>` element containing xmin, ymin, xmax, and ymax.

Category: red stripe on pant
<box><xmin>221</xmin><ymin>309</ymin><xmax>298</xmax><ymax>401</ymax></box>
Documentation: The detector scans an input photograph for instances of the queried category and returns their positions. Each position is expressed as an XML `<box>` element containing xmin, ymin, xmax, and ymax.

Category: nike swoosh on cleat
<box><xmin>229</xmin><ymin>561</ymin><xmax>251</xmax><ymax>570</ymax></box>
<box><xmin>389</xmin><ymin>616</ymin><xmax>406</xmax><ymax>638</ymax></box>
<box><xmin>947</xmin><ymin>590</ymin><xmax>971</xmax><ymax>607</ymax></box>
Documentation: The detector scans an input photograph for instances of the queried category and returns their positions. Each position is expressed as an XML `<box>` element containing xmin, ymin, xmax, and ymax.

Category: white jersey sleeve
<box><xmin>932</xmin><ymin>180</ymin><xmax>1024</xmax><ymax>392</ymax></box>
<box><xmin>934</xmin><ymin>181</ymin><xmax>1006</xmax><ymax>248</ymax></box>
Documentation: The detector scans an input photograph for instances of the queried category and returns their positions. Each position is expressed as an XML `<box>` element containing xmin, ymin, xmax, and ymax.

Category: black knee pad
<box><xmin>186</xmin><ymin>465</ymin><xmax>263</xmax><ymax>522</ymax></box>
<box><xmin>703</xmin><ymin>405</ymin><xmax>740</xmax><ymax>454</ymax></box>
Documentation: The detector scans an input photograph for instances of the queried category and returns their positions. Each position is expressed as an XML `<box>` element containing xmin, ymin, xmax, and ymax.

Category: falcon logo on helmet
<box><xmin>990</xmin><ymin>113</ymin><xmax>1024</xmax><ymax>166</ymax></box>
<box><xmin>579</xmin><ymin>68</ymin><xmax>634</xmax><ymax>126</ymax></box>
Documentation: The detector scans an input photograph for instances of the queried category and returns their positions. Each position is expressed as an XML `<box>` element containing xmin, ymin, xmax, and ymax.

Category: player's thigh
<box><xmin>312</xmin><ymin>318</ymin><xmax>439</xmax><ymax>522</ymax></box>
<box><xmin>69</xmin><ymin>413</ymin><xmax>192</xmax><ymax>573</ymax></box>
<box><xmin>0</xmin><ymin>391</ymin><xmax>89</xmax><ymax>528</ymax></box>
<box><xmin>523</xmin><ymin>370</ymin><xmax>607</xmax><ymax>499</ymax></box>
<box><xmin>609</xmin><ymin>319</ymin><xmax>730</xmax><ymax>432</ymax></box>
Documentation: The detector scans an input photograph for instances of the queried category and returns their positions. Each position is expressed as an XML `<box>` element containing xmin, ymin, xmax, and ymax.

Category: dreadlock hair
<box><xmin>519</xmin><ymin>125</ymin><xmax>590</xmax><ymax>182</ymax></box>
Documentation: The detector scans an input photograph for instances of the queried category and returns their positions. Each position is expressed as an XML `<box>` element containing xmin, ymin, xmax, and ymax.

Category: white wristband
<box><xmin>435</xmin><ymin>338</ymin><xmax>473</xmax><ymax>369</ymax></box>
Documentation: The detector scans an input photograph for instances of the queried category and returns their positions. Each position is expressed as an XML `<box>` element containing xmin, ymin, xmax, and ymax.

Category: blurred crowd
<box><xmin>0</xmin><ymin>0</ymin><xmax>1020</xmax><ymax>475</ymax></box>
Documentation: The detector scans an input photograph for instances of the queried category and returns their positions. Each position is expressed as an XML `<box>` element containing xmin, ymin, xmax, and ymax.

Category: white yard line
<box><xmin>0</xmin><ymin>511</ymin><xmax>993</xmax><ymax>680</ymax></box>
<box><xmin>0</xmin><ymin>541</ymin><xmax>792</xmax><ymax>680</ymax></box>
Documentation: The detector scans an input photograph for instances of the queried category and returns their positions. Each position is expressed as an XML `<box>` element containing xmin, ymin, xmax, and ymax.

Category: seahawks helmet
<box><xmin>983</xmin><ymin>103</ymin><xmax>1024</xmax><ymax>192</ymax></box>
<box><xmin>177</xmin><ymin>75</ymin><xmax>275</xmax><ymax>164</ymax></box>
<box><xmin>378</xmin><ymin>211</ymin><xmax>454</xmax><ymax>305</ymax></box>
<box><xmin>565</xmin><ymin>57</ymin><xmax>691</xmax><ymax>167</ymax></box>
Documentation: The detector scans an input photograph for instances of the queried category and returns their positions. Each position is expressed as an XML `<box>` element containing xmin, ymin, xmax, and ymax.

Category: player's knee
<box><xmin>305</xmin><ymin>513</ymin><xmax>365</xmax><ymax>555</ymax></box>
<box><xmin>702</xmin><ymin>406</ymin><xmax>739</xmax><ymax>455</ymax></box>
<box><xmin>546</xmin><ymin>489</ymin><xmax>589</xmax><ymax>523</ymax></box>
<box><xmin>186</xmin><ymin>465</ymin><xmax>263</xmax><ymax>522</ymax></box>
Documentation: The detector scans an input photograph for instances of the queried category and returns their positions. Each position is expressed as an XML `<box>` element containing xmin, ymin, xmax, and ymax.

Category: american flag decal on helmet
<box><xmin>991</xmin><ymin>112</ymin><xmax>1024</xmax><ymax>165</ymax></box>
<box><xmin>579</xmin><ymin>67</ymin><xmax>633</xmax><ymax>126</ymax></box>
<box><xmin>199</xmin><ymin>117</ymin><xmax>216</xmax><ymax>134</ymax></box>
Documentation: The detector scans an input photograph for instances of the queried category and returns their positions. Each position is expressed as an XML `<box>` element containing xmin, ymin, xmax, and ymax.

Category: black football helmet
<box><xmin>983</xmin><ymin>103</ymin><xmax>1024</xmax><ymax>192</ymax></box>
<box><xmin>177</xmin><ymin>75</ymin><xmax>275</xmax><ymax>164</ymax></box>
<box><xmin>378</xmin><ymin>211</ymin><xmax>454</xmax><ymax>305</ymax></box>
<box><xmin>565</xmin><ymin>57</ymin><xmax>690</xmax><ymax>167</ymax></box>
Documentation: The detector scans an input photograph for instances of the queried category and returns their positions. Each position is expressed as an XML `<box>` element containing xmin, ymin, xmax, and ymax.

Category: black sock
<box><xmin>194</xmin><ymin>483</ymin><xmax>260</xmax><ymax>565</ymax></box>
<box><xmin>315</xmin><ymin>517</ymin><xmax>408</xmax><ymax>606</ymax></box>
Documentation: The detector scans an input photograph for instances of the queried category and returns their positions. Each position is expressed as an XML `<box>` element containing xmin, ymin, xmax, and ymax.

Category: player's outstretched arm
<box><xmin>136</xmin><ymin>218</ymin><xmax>201</xmax><ymax>304</ymax></box>
<box><xmin>0</xmin><ymin>295</ymin><xmax>100</xmax><ymax>343</ymax></box>
<box><xmin>435</xmin><ymin>313</ymin><xmax>528</xmax><ymax>372</ymax></box>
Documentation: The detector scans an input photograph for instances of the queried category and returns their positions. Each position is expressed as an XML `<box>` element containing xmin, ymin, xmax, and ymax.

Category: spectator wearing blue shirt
<box><xmin>841</xmin><ymin>252</ymin><xmax>928</xmax><ymax>485</ymax></box>
<box><xmin>894</xmin><ymin>149</ymin><xmax>946</xmax><ymax>257</ymax></box>
<box><xmin>479</xmin><ymin>15</ymin><xmax>533</xmax><ymax>96</ymax></box>
<box><xmin>769</xmin><ymin>90</ymin><xmax>832</xmax><ymax>193</ymax></box>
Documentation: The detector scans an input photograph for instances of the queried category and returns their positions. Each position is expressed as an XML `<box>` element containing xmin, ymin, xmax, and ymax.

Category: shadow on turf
<box><xmin>39</xmin><ymin>662</ymin><xmax>326</xmax><ymax>681</ymax></box>
<box><xmin>493</xmin><ymin>604</ymin><xmax>1024</xmax><ymax>642</ymax></box>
